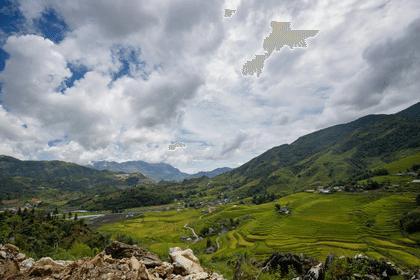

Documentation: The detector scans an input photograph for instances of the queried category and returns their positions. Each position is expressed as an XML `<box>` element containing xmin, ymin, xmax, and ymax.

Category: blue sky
<box><xmin>0</xmin><ymin>0</ymin><xmax>419</xmax><ymax>172</ymax></box>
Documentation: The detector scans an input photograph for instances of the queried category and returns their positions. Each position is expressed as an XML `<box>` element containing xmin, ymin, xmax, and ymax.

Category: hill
<box><xmin>215</xmin><ymin>102</ymin><xmax>420</xmax><ymax>195</ymax></box>
<box><xmin>189</xmin><ymin>167</ymin><xmax>233</xmax><ymax>179</ymax></box>
<box><xmin>91</xmin><ymin>160</ymin><xmax>189</xmax><ymax>181</ymax></box>
<box><xmin>0</xmin><ymin>156</ymin><xmax>147</xmax><ymax>200</ymax></box>
<box><xmin>91</xmin><ymin>160</ymin><xmax>231</xmax><ymax>181</ymax></box>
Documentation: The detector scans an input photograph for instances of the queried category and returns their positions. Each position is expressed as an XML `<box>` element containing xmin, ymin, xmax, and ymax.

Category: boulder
<box><xmin>264</xmin><ymin>252</ymin><xmax>317</xmax><ymax>276</ymax></box>
<box><xmin>169</xmin><ymin>247</ymin><xmax>205</xmax><ymax>275</ymax></box>
<box><xmin>0</xmin><ymin>259</ymin><xmax>20</xmax><ymax>280</ymax></box>
<box><xmin>29</xmin><ymin>257</ymin><xmax>66</xmax><ymax>277</ymax></box>
<box><xmin>20</xmin><ymin>258</ymin><xmax>34</xmax><ymax>270</ymax></box>
<box><xmin>304</xmin><ymin>263</ymin><xmax>324</xmax><ymax>280</ymax></box>
<box><xmin>0</xmin><ymin>243</ymin><xmax>225</xmax><ymax>280</ymax></box>
<box><xmin>0</xmin><ymin>244</ymin><xmax>20</xmax><ymax>259</ymax></box>
<box><xmin>105</xmin><ymin>241</ymin><xmax>162</xmax><ymax>267</ymax></box>
<box><xmin>152</xmin><ymin>261</ymin><xmax>174</xmax><ymax>278</ymax></box>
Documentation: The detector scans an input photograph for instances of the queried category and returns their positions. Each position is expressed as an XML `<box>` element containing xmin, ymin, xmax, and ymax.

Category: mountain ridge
<box><xmin>90</xmin><ymin>160</ymin><xmax>232</xmax><ymax>182</ymax></box>
<box><xmin>215</xmin><ymin>101</ymin><xmax>420</xmax><ymax>194</ymax></box>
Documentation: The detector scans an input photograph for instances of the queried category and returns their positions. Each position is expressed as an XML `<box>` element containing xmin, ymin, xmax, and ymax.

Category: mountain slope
<box><xmin>91</xmin><ymin>160</ymin><xmax>189</xmax><ymax>181</ymax></box>
<box><xmin>189</xmin><ymin>167</ymin><xmax>233</xmax><ymax>179</ymax></box>
<box><xmin>218</xmin><ymin>102</ymin><xmax>420</xmax><ymax>193</ymax></box>
<box><xmin>0</xmin><ymin>156</ymin><xmax>146</xmax><ymax>199</ymax></box>
<box><xmin>91</xmin><ymin>160</ymin><xmax>232</xmax><ymax>181</ymax></box>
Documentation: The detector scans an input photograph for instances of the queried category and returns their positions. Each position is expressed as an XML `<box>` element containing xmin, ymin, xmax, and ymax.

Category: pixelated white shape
<box><xmin>224</xmin><ymin>9</ymin><xmax>236</xmax><ymax>17</ymax></box>
<box><xmin>241</xmin><ymin>54</ymin><xmax>268</xmax><ymax>77</ymax></box>
<box><xmin>242</xmin><ymin>21</ymin><xmax>318</xmax><ymax>77</ymax></box>
<box><xmin>168</xmin><ymin>142</ymin><xmax>186</xmax><ymax>151</ymax></box>
<box><xmin>263</xmin><ymin>22</ymin><xmax>319</xmax><ymax>55</ymax></box>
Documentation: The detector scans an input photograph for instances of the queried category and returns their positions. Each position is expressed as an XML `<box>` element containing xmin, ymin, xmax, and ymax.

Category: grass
<box><xmin>383</xmin><ymin>151</ymin><xmax>420</xmax><ymax>174</ymax></box>
<box><xmin>99</xmin><ymin>192</ymin><xmax>420</xmax><ymax>279</ymax></box>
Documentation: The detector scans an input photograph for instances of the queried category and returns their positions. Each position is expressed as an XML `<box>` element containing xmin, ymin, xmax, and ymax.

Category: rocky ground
<box><xmin>257</xmin><ymin>252</ymin><xmax>420</xmax><ymax>280</ymax></box>
<box><xmin>0</xmin><ymin>242</ymin><xmax>225</xmax><ymax>280</ymax></box>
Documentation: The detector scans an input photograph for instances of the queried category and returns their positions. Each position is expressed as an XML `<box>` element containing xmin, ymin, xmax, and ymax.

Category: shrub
<box><xmin>400</xmin><ymin>210</ymin><xmax>420</xmax><ymax>233</ymax></box>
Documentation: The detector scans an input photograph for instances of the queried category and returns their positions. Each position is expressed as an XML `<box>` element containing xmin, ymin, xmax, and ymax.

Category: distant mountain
<box><xmin>0</xmin><ymin>155</ymin><xmax>147</xmax><ymax>199</ymax></box>
<box><xmin>217</xmin><ymin>101</ymin><xmax>420</xmax><ymax>193</ymax></box>
<box><xmin>91</xmin><ymin>161</ymin><xmax>188</xmax><ymax>182</ymax></box>
<box><xmin>91</xmin><ymin>161</ymin><xmax>232</xmax><ymax>182</ymax></box>
<box><xmin>189</xmin><ymin>167</ymin><xmax>233</xmax><ymax>179</ymax></box>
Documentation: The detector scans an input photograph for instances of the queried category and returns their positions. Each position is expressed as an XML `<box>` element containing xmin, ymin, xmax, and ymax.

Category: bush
<box><xmin>0</xmin><ymin>210</ymin><xmax>109</xmax><ymax>259</ymax></box>
<box><xmin>400</xmin><ymin>210</ymin><xmax>420</xmax><ymax>233</ymax></box>
<box><xmin>371</xmin><ymin>168</ymin><xmax>389</xmax><ymax>176</ymax></box>
<box><xmin>69</xmin><ymin>242</ymin><xmax>94</xmax><ymax>258</ymax></box>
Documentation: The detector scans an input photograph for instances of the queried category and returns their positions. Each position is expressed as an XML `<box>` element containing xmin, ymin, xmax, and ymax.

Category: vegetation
<box><xmin>400</xmin><ymin>210</ymin><xmax>420</xmax><ymax>233</ymax></box>
<box><xmin>99</xmin><ymin>191</ymin><xmax>420</xmax><ymax>278</ymax></box>
<box><xmin>66</xmin><ymin>185</ymin><xmax>179</xmax><ymax>211</ymax></box>
<box><xmin>0</xmin><ymin>209</ymin><xmax>110</xmax><ymax>259</ymax></box>
<box><xmin>0</xmin><ymin>102</ymin><xmax>419</xmax><ymax>279</ymax></box>
<box><xmin>213</xmin><ymin>102</ymin><xmax>420</xmax><ymax>196</ymax></box>
<box><xmin>0</xmin><ymin>155</ymin><xmax>144</xmax><ymax>200</ymax></box>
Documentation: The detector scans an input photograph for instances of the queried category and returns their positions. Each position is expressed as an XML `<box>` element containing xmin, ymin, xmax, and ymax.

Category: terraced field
<box><xmin>99</xmin><ymin>192</ymin><xmax>420</xmax><ymax>278</ymax></box>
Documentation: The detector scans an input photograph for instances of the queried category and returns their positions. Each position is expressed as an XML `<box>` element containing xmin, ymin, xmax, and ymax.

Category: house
<box><xmin>278</xmin><ymin>206</ymin><xmax>291</xmax><ymax>215</ymax></box>
<box><xmin>319</xmin><ymin>189</ymin><xmax>331</xmax><ymax>194</ymax></box>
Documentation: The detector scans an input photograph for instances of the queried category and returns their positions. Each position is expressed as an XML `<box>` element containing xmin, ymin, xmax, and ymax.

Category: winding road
<box><xmin>216</xmin><ymin>236</ymin><xmax>221</xmax><ymax>250</ymax></box>
<box><xmin>184</xmin><ymin>224</ymin><xmax>199</xmax><ymax>242</ymax></box>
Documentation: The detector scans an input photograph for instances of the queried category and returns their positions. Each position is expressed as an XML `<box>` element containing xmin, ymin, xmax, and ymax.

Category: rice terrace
<box><xmin>99</xmin><ymin>191</ymin><xmax>420</xmax><ymax>278</ymax></box>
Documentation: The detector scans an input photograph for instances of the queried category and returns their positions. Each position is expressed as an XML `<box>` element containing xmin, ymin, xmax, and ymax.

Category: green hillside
<box><xmin>212</xmin><ymin>102</ymin><xmax>420</xmax><ymax>195</ymax></box>
<box><xmin>99</xmin><ymin>191</ymin><xmax>420</xmax><ymax>278</ymax></box>
<box><xmin>0</xmin><ymin>155</ymin><xmax>147</xmax><ymax>200</ymax></box>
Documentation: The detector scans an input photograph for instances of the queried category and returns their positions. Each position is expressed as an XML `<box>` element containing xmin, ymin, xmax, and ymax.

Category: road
<box><xmin>184</xmin><ymin>223</ymin><xmax>199</xmax><ymax>242</ymax></box>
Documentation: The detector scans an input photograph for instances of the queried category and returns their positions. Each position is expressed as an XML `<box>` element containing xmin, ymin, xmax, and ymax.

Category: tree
<box><xmin>206</xmin><ymin>238</ymin><xmax>212</xmax><ymax>248</ymax></box>
<box><xmin>74</xmin><ymin>213</ymin><xmax>78</xmax><ymax>220</ymax></box>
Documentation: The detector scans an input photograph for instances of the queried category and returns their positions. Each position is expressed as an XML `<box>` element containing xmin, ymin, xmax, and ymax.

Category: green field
<box><xmin>99</xmin><ymin>192</ymin><xmax>420</xmax><ymax>278</ymax></box>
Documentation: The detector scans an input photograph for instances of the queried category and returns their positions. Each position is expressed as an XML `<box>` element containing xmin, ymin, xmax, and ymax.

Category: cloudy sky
<box><xmin>0</xmin><ymin>0</ymin><xmax>419</xmax><ymax>173</ymax></box>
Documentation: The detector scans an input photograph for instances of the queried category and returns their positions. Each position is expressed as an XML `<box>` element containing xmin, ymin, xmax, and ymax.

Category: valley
<box><xmin>98</xmin><ymin>191</ymin><xmax>420</xmax><ymax>278</ymax></box>
<box><xmin>1</xmin><ymin>102</ymin><xmax>420</xmax><ymax>279</ymax></box>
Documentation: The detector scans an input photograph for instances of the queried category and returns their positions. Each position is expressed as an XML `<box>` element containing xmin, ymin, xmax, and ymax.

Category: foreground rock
<box><xmin>0</xmin><ymin>242</ymin><xmax>225</xmax><ymax>280</ymax></box>
<box><xmin>262</xmin><ymin>252</ymin><xmax>420</xmax><ymax>280</ymax></box>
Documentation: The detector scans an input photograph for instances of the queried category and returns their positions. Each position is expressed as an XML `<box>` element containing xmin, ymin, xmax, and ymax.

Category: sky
<box><xmin>0</xmin><ymin>0</ymin><xmax>419</xmax><ymax>173</ymax></box>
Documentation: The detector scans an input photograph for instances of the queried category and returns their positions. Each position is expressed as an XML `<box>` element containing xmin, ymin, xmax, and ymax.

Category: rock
<box><xmin>354</xmin><ymin>253</ymin><xmax>368</xmax><ymax>260</ymax></box>
<box><xmin>263</xmin><ymin>252</ymin><xmax>318</xmax><ymax>276</ymax></box>
<box><xmin>0</xmin><ymin>244</ymin><xmax>20</xmax><ymax>259</ymax></box>
<box><xmin>184</xmin><ymin>272</ymin><xmax>209</xmax><ymax>280</ymax></box>
<box><xmin>20</xmin><ymin>258</ymin><xmax>34</xmax><ymax>270</ymax></box>
<box><xmin>169</xmin><ymin>247</ymin><xmax>204</xmax><ymax>275</ymax></box>
<box><xmin>105</xmin><ymin>241</ymin><xmax>162</xmax><ymax>267</ymax></box>
<box><xmin>152</xmin><ymin>262</ymin><xmax>174</xmax><ymax>278</ymax></box>
<box><xmin>0</xmin><ymin>243</ymin><xmax>224</xmax><ymax>280</ymax></box>
<box><xmin>205</xmin><ymin>246</ymin><xmax>216</xmax><ymax>254</ymax></box>
<box><xmin>0</xmin><ymin>251</ymin><xmax>6</xmax><ymax>259</ymax></box>
<box><xmin>304</xmin><ymin>263</ymin><xmax>324</xmax><ymax>280</ymax></box>
<box><xmin>324</xmin><ymin>254</ymin><xmax>334</xmax><ymax>271</ymax></box>
<box><xmin>29</xmin><ymin>257</ymin><xmax>66</xmax><ymax>277</ymax></box>
<box><xmin>0</xmin><ymin>259</ymin><xmax>20</xmax><ymax>279</ymax></box>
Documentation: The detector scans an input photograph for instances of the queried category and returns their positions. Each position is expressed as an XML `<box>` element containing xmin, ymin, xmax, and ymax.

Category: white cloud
<box><xmin>0</xmin><ymin>0</ymin><xmax>419</xmax><ymax>173</ymax></box>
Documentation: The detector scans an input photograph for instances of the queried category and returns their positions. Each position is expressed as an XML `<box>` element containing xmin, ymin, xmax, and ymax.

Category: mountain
<box><xmin>91</xmin><ymin>160</ymin><xmax>232</xmax><ymax>181</ymax></box>
<box><xmin>189</xmin><ymin>167</ymin><xmax>233</xmax><ymax>179</ymax></box>
<box><xmin>217</xmin><ymin>101</ymin><xmax>420</xmax><ymax>194</ymax></box>
<box><xmin>91</xmin><ymin>160</ymin><xmax>188</xmax><ymax>181</ymax></box>
<box><xmin>0</xmin><ymin>155</ymin><xmax>147</xmax><ymax>199</ymax></box>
